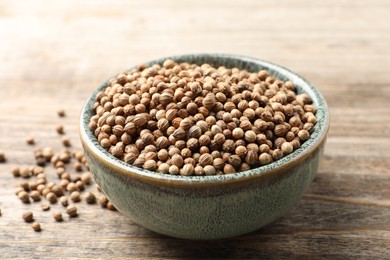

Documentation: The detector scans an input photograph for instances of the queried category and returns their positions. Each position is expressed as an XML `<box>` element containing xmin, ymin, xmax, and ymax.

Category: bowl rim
<box><xmin>79</xmin><ymin>53</ymin><xmax>329</xmax><ymax>187</ymax></box>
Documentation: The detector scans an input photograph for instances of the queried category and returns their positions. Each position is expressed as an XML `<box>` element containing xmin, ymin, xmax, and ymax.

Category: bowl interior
<box><xmin>80</xmin><ymin>53</ymin><xmax>329</xmax><ymax>186</ymax></box>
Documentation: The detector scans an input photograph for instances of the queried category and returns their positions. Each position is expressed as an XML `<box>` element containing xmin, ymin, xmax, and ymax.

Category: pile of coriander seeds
<box><xmin>9</xmin><ymin>110</ymin><xmax>116</xmax><ymax>232</ymax></box>
<box><xmin>89</xmin><ymin>59</ymin><xmax>317</xmax><ymax>176</ymax></box>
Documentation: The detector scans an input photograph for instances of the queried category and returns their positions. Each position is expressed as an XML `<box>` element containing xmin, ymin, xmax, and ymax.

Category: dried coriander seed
<box><xmin>18</xmin><ymin>191</ymin><xmax>30</xmax><ymax>204</ymax></box>
<box><xmin>32</xmin><ymin>222</ymin><xmax>41</xmax><ymax>232</ymax></box>
<box><xmin>56</xmin><ymin>124</ymin><xmax>65</xmax><ymax>134</ymax></box>
<box><xmin>57</xmin><ymin>109</ymin><xmax>66</xmax><ymax>117</ymax></box>
<box><xmin>61</xmin><ymin>137</ymin><xmax>71</xmax><ymax>147</ymax></box>
<box><xmin>30</xmin><ymin>190</ymin><xmax>41</xmax><ymax>202</ymax></box>
<box><xmin>11</xmin><ymin>166</ymin><xmax>21</xmax><ymax>177</ymax></box>
<box><xmin>99</xmin><ymin>194</ymin><xmax>108</xmax><ymax>208</ymax></box>
<box><xmin>23</xmin><ymin>211</ymin><xmax>34</xmax><ymax>222</ymax></box>
<box><xmin>53</xmin><ymin>211</ymin><xmax>63</xmax><ymax>222</ymax></box>
<box><xmin>26</xmin><ymin>136</ymin><xmax>35</xmax><ymax>145</ymax></box>
<box><xmin>89</xmin><ymin>60</ymin><xmax>317</xmax><ymax>176</ymax></box>
<box><xmin>84</xmin><ymin>192</ymin><xmax>96</xmax><ymax>204</ymax></box>
<box><xmin>66</xmin><ymin>205</ymin><xmax>78</xmax><ymax>217</ymax></box>
<box><xmin>41</xmin><ymin>203</ymin><xmax>51</xmax><ymax>211</ymax></box>
<box><xmin>70</xmin><ymin>191</ymin><xmax>81</xmax><ymax>202</ymax></box>
<box><xmin>0</xmin><ymin>152</ymin><xmax>6</xmax><ymax>162</ymax></box>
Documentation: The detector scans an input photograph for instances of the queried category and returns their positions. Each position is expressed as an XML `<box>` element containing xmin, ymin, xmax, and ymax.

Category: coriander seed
<box><xmin>84</xmin><ymin>192</ymin><xmax>96</xmax><ymax>204</ymax></box>
<box><xmin>32</xmin><ymin>222</ymin><xmax>41</xmax><ymax>232</ymax></box>
<box><xmin>66</xmin><ymin>205</ymin><xmax>78</xmax><ymax>217</ymax></box>
<box><xmin>53</xmin><ymin>211</ymin><xmax>63</xmax><ymax>222</ymax></box>
<box><xmin>57</xmin><ymin>109</ymin><xmax>66</xmax><ymax>117</ymax></box>
<box><xmin>60</xmin><ymin>196</ymin><xmax>68</xmax><ymax>207</ymax></box>
<box><xmin>22</xmin><ymin>211</ymin><xmax>34</xmax><ymax>222</ymax></box>
<box><xmin>70</xmin><ymin>191</ymin><xmax>81</xmax><ymax>202</ymax></box>
<box><xmin>56</xmin><ymin>124</ymin><xmax>64</xmax><ymax>134</ymax></box>
<box><xmin>26</xmin><ymin>136</ymin><xmax>35</xmax><ymax>145</ymax></box>
<box><xmin>0</xmin><ymin>152</ymin><xmax>5</xmax><ymax>162</ymax></box>
<box><xmin>41</xmin><ymin>203</ymin><xmax>51</xmax><ymax>211</ymax></box>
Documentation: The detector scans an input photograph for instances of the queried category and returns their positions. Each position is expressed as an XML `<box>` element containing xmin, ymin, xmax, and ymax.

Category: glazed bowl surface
<box><xmin>80</xmin><ymin>54</ymin><xmax>329</xmax><ymax>240</ymax></box>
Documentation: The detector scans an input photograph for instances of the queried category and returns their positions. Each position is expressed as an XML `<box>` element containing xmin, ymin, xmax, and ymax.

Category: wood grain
<box><xmin>0</xmin><ymin>0</ymin><xmax>389</xmax><ymax>259</ymax></box>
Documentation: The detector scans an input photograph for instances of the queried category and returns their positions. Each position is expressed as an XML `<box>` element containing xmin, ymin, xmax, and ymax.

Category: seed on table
<box><xmin>53</xmin><ymin>211</ymin><xmax>63</xmax><ymax>222</ymax></box>
<box><xmin>66</xmin><ymin>205</ymin><xmax>78</xmax><ymax>217</ymax></box>
<box><xmin>41</xmin><ymin>203</ymin><xmax>51</xmax><ymax>211</ymax></box>
<box><xmin>106</xmin><ymin>201</ymin><xmax>116</xmax><ymax>211</ymax></box>
<box><xmin>99</xmin><ymin>194</ymin><xmax>108</xmax><ymax>207</ymax></box>
<box><xmin>22</xmin><ymin>211</ymin><xmax>34</xmax><ymax>222</ymax></box>
<box><xmin>20</xmin><ymin>167</ymin><xmax>31</xmax><ymax>178</ymax></box>
<box><xmin>57</xmin><ymin>109</ymin><xmax>66</xmax><ymax>117</ymax></box>
<box><xmin>281</xmin><ymin>142</ymin><xmax>294</xmax><ymax>155</ymax></box>
<box><xmin>56</xmin><ymin>124</ymin><xmax>64</xmax><ymax>134</ymax></box>
<box><xmin>66</xmin><ymin>183</ymin><xmax>78</xmax><ymax>192</ymax></box>
<box><xmin>46</xmin><ymin>192</ymin><xmax>57</xmax><ymax>204</ymax></box>
<box><xmin>18</xmin><ymin>191</ymin><xmax>30</xmax><ymax>204</ymax></box>
<box><xmin>59</xmin><ymin>196</ymin><xmax>68</xmax><ymax>207</ymax></box>
<box><xmin>81</xmin><ymin>172</ymin><xmax>92</xmax><ymax>185</ymax></box>
<box><xmin>15</xmin><ymin>187</ymin><xmax>24</xmax><ymax>195</ymax></box>
<box><xmin>26</xmin><ymin>136</ymin><xmax>35</xmax><ymax>145</ymax></box>
<box><xmin>28</xmin><ymin>181</ymin><xmax>38</xmax><ymax>190</ymax></box>
<box><xmin>19</xmin><ymin>181</ymin><xmax>30</xmax><ymax>191</ymax></box>
<box><xmin>61</xmin><ymin>137</ymin><xmax>71</xmax><ymax>147</ymax></box>
<box><xmin>11</xmin><ymin>166</ymin><xmax>20</xmax><ymax>177</ymax></box>
<box><xmin>75</xmin><ymin>180</ymin><xmax>85</xmax><ymax>191</ymax></box>
<box><xmin>32</xmin><ymin>166</ymin><xmax>44</xmax><ymax>175</ymax></box>
<box><xmin>84</xmin><ymin>192</ymin><xmax>96</xmax><ymax>204</ymax></box>
<box><xmin>0</xmin><ymin>152</ymin><xmax>5</xmax><ymax>162</ymax></box>
<box><xmin>70</xmin><ymin>191</ymin><xmax>81</xmax><ymax>202</ymax></box>
<box><xmin>30</xmin><ymin>190</ymin><xmax>41</xmax><ymax>202</ymax></box>
<box><xmin>31</xmin><ymin>222</ymin><xmax>41</xmax><ymax>232</ymax></box>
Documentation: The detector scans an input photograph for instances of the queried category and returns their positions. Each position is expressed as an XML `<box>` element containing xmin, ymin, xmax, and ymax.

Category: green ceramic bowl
<box><xmin>79</xmin><ymin>54</ymin><xmax>329</xmax><ymax>240</ymax></box>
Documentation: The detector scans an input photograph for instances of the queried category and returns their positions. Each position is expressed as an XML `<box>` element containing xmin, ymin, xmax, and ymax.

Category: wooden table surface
<box><xmin>1</xmin><ymin>0</ymin><xmax>389</xmax><ymax>259</ymax></box>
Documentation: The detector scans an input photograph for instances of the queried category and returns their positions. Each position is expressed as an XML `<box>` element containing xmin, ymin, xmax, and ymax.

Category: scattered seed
<box><xmin>84</xmin><ymin>192</ymin><xmax>96</xmax><ymax>204</ymax></box>
<box><xmin>22</xmin><ymin>211</ymin><xmax>34</xmax><ymax>223</ymax></box>
<box><xmin>56</xmin><ymin>125</ymin><xmax>64</xmax><ymax>134</ymax></box>
<box><xmin>57</xmin><ymin>109</ymin><xmax>66</xmax><ymax>117</ymax></box>
<box><xmin>41</xmin><ymin>203</ymin><xmax>51</xmax><ymax>211</ymax></box>
<box><xmin>66</xmin><ymin>205</ymin><xmax>78</xmax><ymax>217</ymax></box>
<box><xmin>53</xmin><ymin>211</ymin><xmax>63</xmax><ymax>222</ymax></box>
<box><xmin>26</xmin><ymin>136</ymin><xmax>35</xmax><ymax>145</ymax></box>
<box><xmin>59</xmin><ymin>196</ymin><xmax>68</xmax><ymax>207</ymax></box>
<box><xmin>0</xmin><ymin>152</ymin><xmax>6</xmax><ymax>162</ymax></box>
<box><xmin>70</xmin><ymin>191</ymin><xmax>81</xmax><ymax>202</ymax></box>
<box><xmin>32</xmin><ymin>222</ymin><xmax>41</xmax><ymax>232</ymax></box>
<box><xmin>61</xmin><ymin>137</ymin><xmax>71</xmax><ymax>147</ymax></box>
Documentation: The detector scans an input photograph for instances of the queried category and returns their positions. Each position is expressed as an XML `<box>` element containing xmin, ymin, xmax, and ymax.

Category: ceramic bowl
<box><xmin>79</xmin><ymin>54</ymin><xmax>329</xmax><ymax>240</ymax></box>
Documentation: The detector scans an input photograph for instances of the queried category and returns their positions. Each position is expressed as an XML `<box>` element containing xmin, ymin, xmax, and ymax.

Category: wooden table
<box><xmin>1</xmin><ymin>0</ymin><xmax>389</xmax><ymax>258</ymax></box>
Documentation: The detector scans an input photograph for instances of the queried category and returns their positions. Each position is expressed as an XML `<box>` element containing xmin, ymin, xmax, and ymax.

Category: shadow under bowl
<box><xmin>79</xmin><ymin>54</ymin><xmax>330</xmax><ymax>240</ymax></box>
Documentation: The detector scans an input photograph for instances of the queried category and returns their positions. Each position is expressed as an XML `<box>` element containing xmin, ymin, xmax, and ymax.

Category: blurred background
<box><xmin>1</xmin><ymin>0</ymin><xmax>388</xmax><ymax>85</ymax></box>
